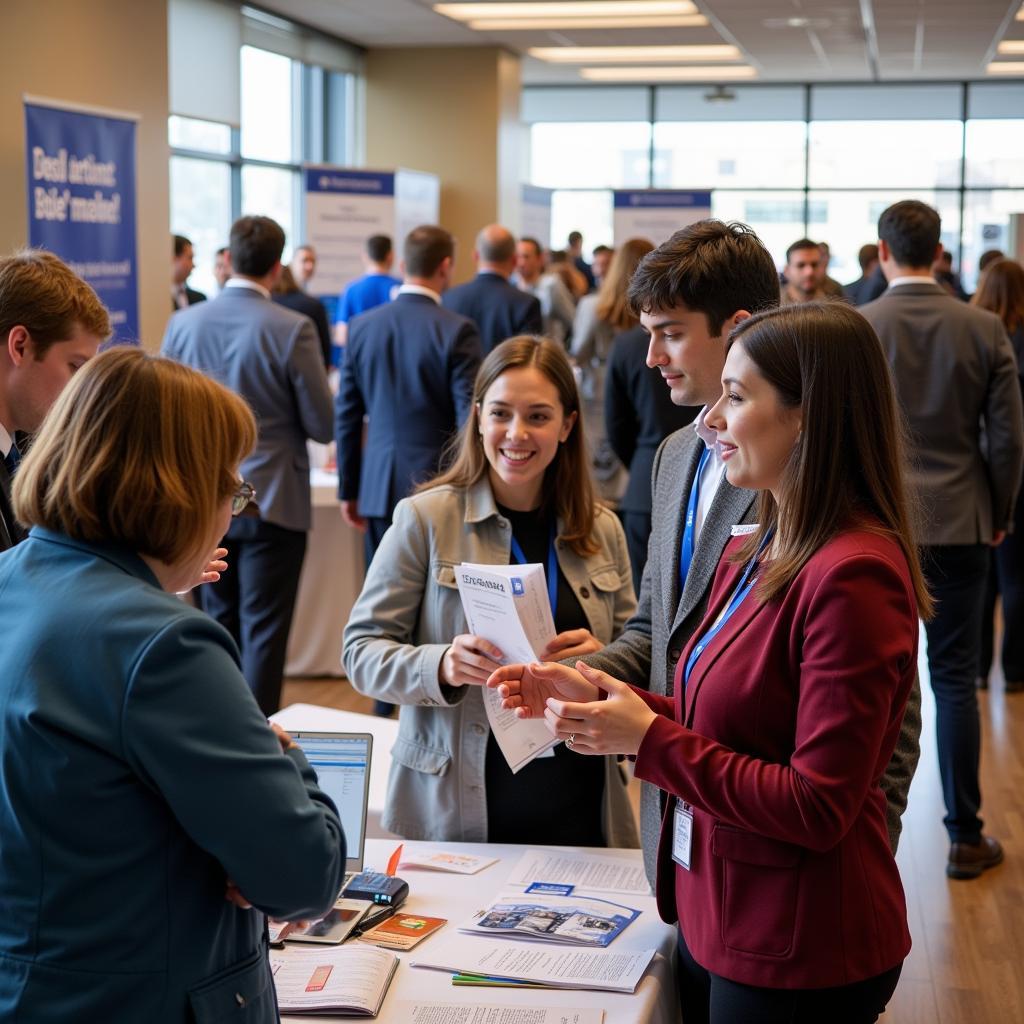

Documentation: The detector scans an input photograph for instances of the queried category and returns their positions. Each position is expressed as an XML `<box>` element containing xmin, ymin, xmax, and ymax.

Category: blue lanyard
<box><xmin>679</xmin><ymin>447</ymin><xmax>712</xmax><ymax>592</ymax></box>
<box><xmin>683</xmin><ymin>529</ymin><xmax>774</xmax><ymax>690</ymax></box>
<box><xmin>509</xmin><ymin>524</ymin><xmax>559</xmax><ymax>620</ymax></box>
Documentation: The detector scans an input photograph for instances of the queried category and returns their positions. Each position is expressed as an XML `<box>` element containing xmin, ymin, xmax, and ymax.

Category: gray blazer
<box><xmin>581</xmin><ymin>426</ymin><xmax>922</xmax><ymax>884</ymax></box>
<box><xmin>861</xmin><ymin>281</ymin><xmax>1024</xmax><ymax>545</ymax></box>
<box><xmin>162</xmin><ymin>286</ymin><xmax>333</xmax><ymax>532</ymax></box>
<box><xmin>342</xmin><ymin>478</ymin><xmax>640</xmax><ymax>846</ymax></box>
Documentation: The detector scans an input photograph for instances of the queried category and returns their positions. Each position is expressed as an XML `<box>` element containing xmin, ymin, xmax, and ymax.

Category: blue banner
<box><xmin>304</xmin><ymin>168</ymin><xmax>395</xmax><ymax>196</ymax></box>
<box><xmin>613</xmin><ymin>190</ymin><xmax>713</xmax><ymax>209</ymax></box>
<box><xmin>25</xmin><ymin>100</ymin><xmax>138</xmax><ymax>344</ymax></box>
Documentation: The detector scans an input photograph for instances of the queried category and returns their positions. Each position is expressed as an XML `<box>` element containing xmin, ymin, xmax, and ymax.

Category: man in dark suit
<box><xmin>567</xmin><ymin>230</ymin><xmax>596</xmax><ymax>291</ymax></box>
<box><xmin>336</xmin><ymin>224</ymin><xmax>481</xmax><ymax>565</ymax></box>
<box><xmin>162</xmin><ymin>215</ymin><xmax>333</xmax><ymax>715</ymax></box>
<box><xmin>500</xmin><ymin>220</ymin><xmax>921</xmax><ymax>891</ymax></box>
<box><xmin>0</xmin><ymin>249</ymin><xmax>109</xmax><ymax>551</ymax></box>
<box><xmin>862</xmin><ymin>200</ymin><xmax>1024</xmax><ymax>879</ymax></box>
<box><xmin>844</xmin><ymin>243</ymin><xmax>880</xmax><ymax>305</ymax></box>
<box><xmin>604</xmin><ymin>324</ymin><xmax>699</xmax><ymax>592</ymax></box>
<box><xmin>171</xmin><ymin>235</ymin><xmax>206</xmax><ymax>312</ymax></box>
<box><xmin>442</xmin><ymin>224</ymin><xmax>542</xmax><ymax>354</ymax></box>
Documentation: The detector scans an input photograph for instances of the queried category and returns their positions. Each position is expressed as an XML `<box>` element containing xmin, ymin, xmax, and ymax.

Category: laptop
<box><xmin>291</xmin><ymin>731</ymin><xmax>373</xmax><ymax>891</ymax></box>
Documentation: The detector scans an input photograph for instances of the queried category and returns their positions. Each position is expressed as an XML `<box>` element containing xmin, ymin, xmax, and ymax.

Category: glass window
<box><xmin>805</xmin><ymin>190</ymin><xmax>961</xmax><ymax>285</ymax></box>
<box><xmin>241</xmin><ymin>45</ymin><xmax>295</xmax><ymax>162</ymax></box>
<box><xmin>965</xmin><ymin>121</ymin><xmax>1024</xmax><ymax>188</ymax></box>
<box><xmin>530</xmin><ymin>123</ymin><xmax>651</xmax><ymax>189</ymax></box>
<box><xmin>549</xmin><ymin>191</ymin><xmax>614</xmax><ymax>252</ymax></box>
<box><xmin>962</xmin><ymin>190</ymin><xmax>1024</xmax><ymax>291</ymax></box>
<box><xmin>241</xmin><ymin>164</ymin><xmax>298</xmax><ymax>250</ymax></box>
<box><xmin>169</xmin><ymin>115</ymin><xmax>232</xmax><ymax>155</ymax></box>
<box><xmin>653</xmin><ymin>121</ymin><xmax>806</xmax><ymax>188</ymax></box>
<box><xmin>808</xmin><ymin>121</ymin><xmax>963</xmax><ymax>188</ymax></box>
<box><xmin>169</xmin><ymin>156</ymin><xmax>232</xmax><ymax>297</ymax></box>
<box><xmin>708</xmin><ymin>191</ymin><xmax>808</xmax><ymax>272</ymax></box>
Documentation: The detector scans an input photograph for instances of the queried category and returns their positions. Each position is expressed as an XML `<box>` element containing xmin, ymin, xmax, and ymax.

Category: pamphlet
<box><xmin>410</xmin><ymin>937</ymin><xmax>656</xmax><ymax>993</ymax></box>
<box><xmin>506</xmin><ymin>849</ymin><xmax>653</xmax><ymax>896</ymax></box>
<box><xmin>455</xmin><ymin>562</ymin><xmax>559</xmax><ymax>772</ymax></box>
<box><xmin>356</xmin><ymin>912</ymin><xmax>447</xmax><ymax>950</ymax></box>
<box><xmin>393</xmin><ymin>1002</ymin><xmax>604</xmax><ymax>1023</ymax></box>
<box><xmin>399</xmin><ymin>850</ymin><xmax>499</xmax><ymax>875</ymax></box>
<box><xmin>270</xmin><ymin>944</ymin><xmax>398</xmax><ymax>1016</ymax></box>
<box><xmin>459</xmin><ymin>892</ymin><xmax>640</xmax><ymax>947</ymax></box>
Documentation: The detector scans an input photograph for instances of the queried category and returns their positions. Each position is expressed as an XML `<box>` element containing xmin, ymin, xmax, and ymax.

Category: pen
<box><xmin>351</xmin><ymin>905</ymin><xmax>396</xmax><ymax>938</ymax></box>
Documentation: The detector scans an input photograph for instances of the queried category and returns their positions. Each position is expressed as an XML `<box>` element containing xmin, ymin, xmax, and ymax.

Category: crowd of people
<box><xmin>1</xmin><ymin>199</ymin><xmax>1023</xmax><ymax>1021</ymax></box>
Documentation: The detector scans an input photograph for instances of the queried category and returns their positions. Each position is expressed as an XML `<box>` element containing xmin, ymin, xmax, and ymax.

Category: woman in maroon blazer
<box><xmin>491</xmin><ymin>302</ymin><xmax>932</xmax><ymax>1023</ymax></box>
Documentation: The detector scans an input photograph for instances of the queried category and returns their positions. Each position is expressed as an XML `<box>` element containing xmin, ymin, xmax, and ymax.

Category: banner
<box><xmin>521</xmin><ymin>185</ymin><xmax>554</xmax><ymax>248</ymax></box>
<box><xmin>612</xmin><ymin>190</ymin><xmax>712</xmax><ymax>246</ymax></box>
<box><xmin>24</xmin><ymin>97</ymin><xmax>139</xmax><ymax>344</ymax></box>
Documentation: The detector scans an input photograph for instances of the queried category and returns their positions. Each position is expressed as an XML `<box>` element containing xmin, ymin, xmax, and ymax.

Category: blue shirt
<box><xmin>338</xmin><ymin>273</ymin><xmax>401</xmax><ymax>323</ymax></box>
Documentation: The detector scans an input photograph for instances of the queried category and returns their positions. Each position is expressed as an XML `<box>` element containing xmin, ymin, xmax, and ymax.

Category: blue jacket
<box><xmin>335</xmin><ymin>292</ymin><xmax>481</xmax><ymax>518</ymax></box>
<box><xmin>0</xmin><ymin>529</ymin><xmax>346</xmax><ymax>1022</ymax></box>
<box><xmin>442</xmin><ymin>271</ymin><xmax>542</xmax><ymax>354</ymax></box>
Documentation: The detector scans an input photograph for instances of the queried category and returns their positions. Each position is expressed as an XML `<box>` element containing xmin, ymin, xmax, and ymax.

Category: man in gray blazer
<box><xmin>861</xmin><ymin>200</ymin><xmax>1024</xmax><ymax>879</ymax></box>
<box><xmin>502</xmin><ymin>220</ymin><xmax>922</xmax><ymax>886</ymax></box>
<box><xmin>162</xmin><ymin>215</ymin><xmax>333</xmax><ymax>715</ymax></box>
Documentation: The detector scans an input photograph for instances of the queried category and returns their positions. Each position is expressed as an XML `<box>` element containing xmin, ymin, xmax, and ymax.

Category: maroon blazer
<box><xmin>633</xmin><ymin>529</ymin><xmax>917</xmax><ymax>989</ymax></box>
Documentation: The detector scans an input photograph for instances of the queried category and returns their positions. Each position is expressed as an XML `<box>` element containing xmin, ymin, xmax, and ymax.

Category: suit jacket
<box><xmin>335</xmin><ymin>292</ymin><xmax>481</xmax><ymax>519</ymax></box>
<box><xmin>0</xmin><ymin>457</ymin><xmax>26</xmax><ymax>552</ymax></box>
<box><xmin>0</xmin><ymin>529</ymin><xmax>345</xmax><ymax>1021</ymax></box>
<box><xmin>582</xmin><ymin>427</ymin><xmax>922</xmax><ymax>883</ymax></box>
<box><xmin>442</xmin><ymin>272</ymin><xmax>542</xmax><ymax>355</ymax></box>
<box><xmin>604</xmin><ymin>326</ymin><xmax>699</xmax><ymax>514</ymax></box>
<box><xmin>861</xmin><ymin>281</ymin><xmax>1024</xmax><ymax>544</ymax></box>
<box><xmin>172</xmin><ymin>285</ymin><xmax>206</xmax><ymax>313</ymax></box>
<box><xmin>162</xmin><ymin>287</ymin><xmax>333</xmax><ymax>533</ymax></box>
<box><xmin>636</xmin><ymin>530</ymin><xmax>916</xmax><ymax>988</ymax></box>
<box><xmin>273</xmin><ymin>290</ymin><xmax>332</xmax><ymax>366</ymax></box>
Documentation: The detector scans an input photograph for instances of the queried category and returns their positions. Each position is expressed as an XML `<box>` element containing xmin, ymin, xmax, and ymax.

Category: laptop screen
<box><xmin>292</xmin><ymin>732</ymin><xmax>372</xmax><ymax>875</ymax></box>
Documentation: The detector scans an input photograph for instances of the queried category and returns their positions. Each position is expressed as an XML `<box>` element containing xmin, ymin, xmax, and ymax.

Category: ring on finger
<box><xmin>566</xmin><ymin>733</ymin><xmax>576</xmax><ymax>749</ymax></box>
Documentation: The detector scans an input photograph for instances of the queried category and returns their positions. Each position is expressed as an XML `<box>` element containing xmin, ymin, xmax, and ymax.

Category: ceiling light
<box><xmin>580</xmin><ymin>65</ymin><xmax>757</xmax><ymax>81</ymax></box>
<box><xmin>997</xmin><ymin>40</ymin><xmax>1024</xmax><ymax>54</ymax></box>
<box><xmin>434</xmin><ymin>2</ymin><xmax>699</xmax><ymax>20</ymax></box>
<box><xmin>986</xmin><ymin>61</ymin><xmax>1024</xmax><ymax>74</ymax></box>
<box><xmin>467</xmin><ymin>14</ymin><xmax>707</xmax><ymax>28</ymax></box>
<box><xmin>529</xmin><ymin>45</ymin><xmax>741</xmax><ymax>63</ymax></box>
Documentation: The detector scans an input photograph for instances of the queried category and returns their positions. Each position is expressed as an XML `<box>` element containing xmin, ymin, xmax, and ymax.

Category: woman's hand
<box><xmin>177</xmin><ymin>548</ymin><xmax>229</xmax><ymax>594</ymax></box>
<box><xmin>488</xmin><ymin>661</ymin><xmax>600</xmax><ymax>719</ymax></box>
<box><xmin>541</xmin><ymin>628</ymin><xmax>603</xmax><ymax>661</ymax></box>
<box><xmin>269</xmin><ymin>722</ymin><xmax>297</xmax><ymax>752</ymax></box>
<box><xmin>440</xmin><ymin>635</ymin><xmax>505</xmax><ymax>687</ymax></box>
<box><xmin>542</xmin><ymin>662</ymin><xmax>658</xmax><ymax>757</ymax></box>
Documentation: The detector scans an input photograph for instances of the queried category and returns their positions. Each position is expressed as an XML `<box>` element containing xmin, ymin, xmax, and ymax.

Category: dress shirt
<box><xmin>171</xmin><ymin>284</ymin><xmax>189</xmax><ymax>310</ymax></box>
<box><xmin>224</xmin><ymin>277</ymin><xmax>272</xmax><ymax>299</ymax></box>
<box><xmin>0</xmin><ymin>422</ymin><xmax>12</xmax><ymax>460</ymax></box>
<box><xmin>886</xmin><ymin>275</ymin><xmax>943</xmax><ymax>290</ymax></box>
<box><xmin>397</xmin><ymin>283</ymin><xmax>442</xmax><ymax>305</ymax></box>
<box><xmin>692</xmin><ymin>405</ymin><xmax>728</xmax><ymax>544</ymax></box>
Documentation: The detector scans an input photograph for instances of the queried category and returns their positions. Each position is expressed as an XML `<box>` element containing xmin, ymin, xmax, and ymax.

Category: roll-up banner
<box><xmin>613</xmin><ymin>190</ymin><xmax>712</xmax><ymax>246</ymax></box>
<box><xmin>24</xmin><ymin>96</ymin><xmax>139</xmax><ymax>345</ymax></box>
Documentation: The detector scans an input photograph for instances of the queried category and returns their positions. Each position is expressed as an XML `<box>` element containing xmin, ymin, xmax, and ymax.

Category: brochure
<box><xmin>356</xmin><ymin>912</ymin><xmax>447</xmax><ymax>951</ymax></box>
<box><xmin>459</xmin><ymin>892</ymin><xmax>640</xmax><ymax>947</ymax></box>
<box><xmin>399</xmin><ymin>850</ymin><xmax>499</xmax><ymax>875</ymax></box>
<box><xmin>270</xmin><ymin>944</ymin><xmax>397</xmax><ymax>1016</ymax></box>
<box><xmin>506</xmin><ymin>849</ymin><xmax>653</xmax><ymax>896</ymax></box>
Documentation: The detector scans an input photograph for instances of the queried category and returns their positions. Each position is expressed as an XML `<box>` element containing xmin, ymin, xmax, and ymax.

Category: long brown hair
<box><xmin>419</xmin><ymin>335</ymin><xmax>598</xmax><ymax>555</ymax></box>
<box><xmin>595</xmin><ymin>237</ymin><xmax>655</xmax><ymax>330</ymax></box>
<box><xmin>728</xmin><ymin>302</ymin><xmax>933</xmax><ymax>619</ymax></box>
<box><xmin>972</xmin><ymin>258</ymin><xmax>1024</xmax><ymax>333</ymax></box>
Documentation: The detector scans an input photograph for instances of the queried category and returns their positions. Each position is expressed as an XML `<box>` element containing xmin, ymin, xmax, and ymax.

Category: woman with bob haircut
<box><xmin>0</xmin><ymin>347</ymin><xmax>346</xmax><ymax>1022</ymax></box>
<box><xmin>492</xmin><ymin>303</ymin><xmax>932</xmax><ymax>1023</ymax></box>
<box><xmin>343</xmin><ymin>335</ymin><xmax>638</xmax><ymax>846</ymax></box>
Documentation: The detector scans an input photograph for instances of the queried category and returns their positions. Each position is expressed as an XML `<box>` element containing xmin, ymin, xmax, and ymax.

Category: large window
<box><xmin>526</xmin><ymin>82</ymin><xmax>1024</xmax><ymax>290</ymax></box>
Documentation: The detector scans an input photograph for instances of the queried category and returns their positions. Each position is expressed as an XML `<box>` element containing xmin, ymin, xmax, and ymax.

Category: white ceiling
<box><xmin>255</xmin><ymin>0</ymin><xmax>1024</xmax><ymax>83</ymax></box>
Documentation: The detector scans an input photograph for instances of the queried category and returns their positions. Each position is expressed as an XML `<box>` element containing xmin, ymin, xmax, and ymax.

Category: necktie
<box><xmin>3</xmin><ymin>444</ymin><xmax>20</xmax><ymax>477</ymax></box>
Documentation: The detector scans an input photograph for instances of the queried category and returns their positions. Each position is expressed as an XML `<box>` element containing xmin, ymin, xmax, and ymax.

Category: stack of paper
<box><xmin>270</xmin><ymin>944</ymin><xmax>398</xmax><ymax>1016</ymax></box>
<box><xmin>391</xmin><ymin>1003</ymin><xmax>604</xmax><ymax>1023</ymax></box>
<box><xmin>399</xmin><ymin>850</ymin><xmax>498</xmax><ymax>875</ymax></box>
<box><xmin>506</xmin><ymin>849</ymin><xmax>653</xmax><ymax>896</ymax></box>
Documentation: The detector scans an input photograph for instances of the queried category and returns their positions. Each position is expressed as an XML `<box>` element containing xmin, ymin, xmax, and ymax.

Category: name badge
<box><xmin>730</xmin><ymin>523</ymin><xmax>759</xmax><ymax>536</ymax></box>
<box><xmin>672</xmin><ymin>802</ymin><xmax>694</xmax><ymax>870</ymax></box>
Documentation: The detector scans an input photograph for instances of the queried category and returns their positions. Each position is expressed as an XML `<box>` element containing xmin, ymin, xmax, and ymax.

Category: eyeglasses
<box><xmin>232</xmin><ymin>481</ymin><xmax>256</xmax><ymax>517</ymax></box>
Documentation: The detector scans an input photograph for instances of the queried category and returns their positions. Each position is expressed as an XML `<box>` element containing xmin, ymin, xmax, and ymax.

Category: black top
<box><xmin>273</xmin><ymin>290</ymin><xmax>333</xmax><ymax>366</ymax></box>
<box><xmin>484</xmin><ymin>503</ymin><xmax>606</xmax><ymax>846</ymax></box>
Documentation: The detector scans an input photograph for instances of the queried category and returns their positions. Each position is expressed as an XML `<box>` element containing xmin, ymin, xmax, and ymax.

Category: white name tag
<box><xmin>672</xmin><ymin>802</ymin><xmax>694</xmax><ymax>870</ymax></box>
<box><xmin>730</xmin><ymin>523</ymin><xmax>759</xmax><ymax>536</ymax></box>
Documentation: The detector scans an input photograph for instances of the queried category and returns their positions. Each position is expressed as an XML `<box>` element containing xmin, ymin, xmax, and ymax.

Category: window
<box><xmin>530</xmin><ymin>123</ymin><xmax>651</xmax><ymax>190</ymax></box>
<box><xmin>240</xmin><ymin>164</ymin><xmax>298</xmax><ymax>253</ymax></box>
<box><xmin>240</xmin><ymin>46</ymin><xmax>297</xmax><ymax>163</ymax></box>
<box><xmin>549</xmin><ymin>190</ymin><xmax>614</xmax><ymax>252</ymax></box>
<box><xmin>962</xmin><ymin>191</ymin><xmax>1024</xmax><ymax>290</ymax></box>
<box><xmin>170</xmin><ymin>157</ymin><xmax>232</xmax><ymax>296</ymax></box>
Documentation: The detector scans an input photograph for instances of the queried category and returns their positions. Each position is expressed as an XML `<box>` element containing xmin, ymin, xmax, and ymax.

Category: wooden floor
<box><xmin>281</xmin><ymin>635</ymin><xmax>1024</xmax><ymax>1024</ymax></box>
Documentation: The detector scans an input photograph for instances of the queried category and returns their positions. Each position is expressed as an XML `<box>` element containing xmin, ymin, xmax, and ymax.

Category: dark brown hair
<box><xmin>404</xmin><ymin>225</ymin><xmax>454</xmax><ymax>278</ymax></box>
<box><xmin>0</xmin><ymin>249</ymin><xmax>110</xmax><ymax>355</ymax></box>
<box><xmin>419</xmin><ymin>336</ymin><xmax>598</xmax><ymax>556</ymax></box>
<box><xmin>595</xmin><ymin>237</ymin><xmax>654</xmax><ymax>332</ymax></box>
<box><xmin>728</xmin><ymin>302</ymin><xmax>933</xmax><ymax>618</ymax></box>
<box><xmin>971</xmin><ymin>258</ymin><xmax>1024</xmax><ymax>334</ymax></box>
<box><xmin>877</xmin><ymin>200</ymin><xmax>941</xmax><ymax>270</ymax></box>
<box><xmin>627</xmin><ymin>220</ymin><xmax>780</xmax><ymax>335</ymax></box>
<box><xmin>230</xmin><ymin>215</ymin><xmax>286</xmax><ymax>277</ymax></box>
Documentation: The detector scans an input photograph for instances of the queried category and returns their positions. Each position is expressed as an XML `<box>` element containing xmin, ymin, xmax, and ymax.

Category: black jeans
<box><xmin>199</xmin><ymin>517</ymin><xmax>306</xmax><ymax>716</ymax></box>
<box><xmin>921</xmin><ymin>544</ymin><xmax>989</xmax><ymax>843</ymax></box>
<box><xmin>979</xmin><ymin>498</ymin><xmax>1024</xmax><ymax>681</ymax></box>
<box><xmin>677</xmin><ymin>929</ymin><xmax>902</xmax><ymax>1024</ymax></box>
<box><xmin>620</xmin><ymin>509</ymin><xmax>652</xmax><ymax>598</ymax></box>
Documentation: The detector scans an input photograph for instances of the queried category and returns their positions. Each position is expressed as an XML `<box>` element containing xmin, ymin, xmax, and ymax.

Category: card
<box><xmin>357</xmin><ymin>913</ymin><xmax>447</xmax><ymax>950</ymax></box>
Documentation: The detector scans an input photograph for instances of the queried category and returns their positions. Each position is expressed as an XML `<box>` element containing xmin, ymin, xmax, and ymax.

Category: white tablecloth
<box><xmin>282</xmin><ymin>837</ymin><xmax>679</xmax><ymax>1024</ymax></box>
<box><xmin>284</xmin><ymin>469</ymin><xmax>363</xmax><ymax>678</ymax></box>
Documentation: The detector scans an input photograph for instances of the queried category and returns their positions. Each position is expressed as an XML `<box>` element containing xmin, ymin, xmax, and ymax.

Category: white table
<box><xmin>285</xmin><ymin>468</ymin><xmax>363</xmax><ymax>678</ymax></box>
<box><xmin>272</xmin><ymin>703</ymin><xmax>400</xmax><ymax>840</ymax></box>
<box><xmin>282</xmin><ymin>837</ymin><xmax>679</xmax><ymax>1024</ymax></box>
